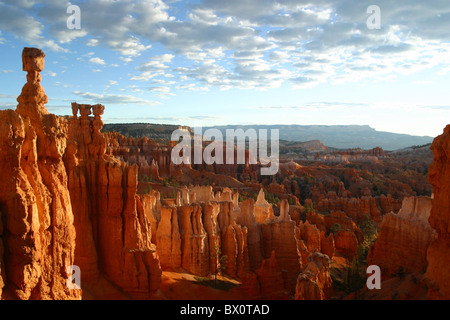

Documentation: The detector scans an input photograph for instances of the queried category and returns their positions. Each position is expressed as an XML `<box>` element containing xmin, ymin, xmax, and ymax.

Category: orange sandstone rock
<box><xmin>65</xmin><ymin>102</ymin><xmax>162</xmax><ymax>298</ymax></box>
<box><xmin>368</xmin><ymin>196</ymin><xmax>435</xmax><ymax>278</ymax></box>
<box><xmin>0</xmin><ymin>48</ymin><xmax>79</xmax><ymax>300</ymax></box>
<box><xmin>295</xmin><ymin>252</ymin><xmax>332</xmax><ymax>300</ymax></box>
<box><xmin>260</xmin><ymin>200</ymin><xmax>301</xmax><ymax>293</ymax></box>
<box><xmin>426</xmin><ymin>124</ymin><xmax>450</xmax><ymax>299</ymax></box>
<box><xmin>156</xmin><ymin>206</ymin><xmax>182</xmax><ymax>269</ymax></box>
<box><xmin>334</xmin><ymin>230</ymin><xmax>358</xmax><ymax>260</ymax></box>
<box><xmin>178</xmin><ymin>204</ymin><xmax>209</xmax><ymax>276</ymax></box>
<box><xmin>255</xmin><ymin>251</ymin><xmax>289</xmax><ymax>299</ymax></box>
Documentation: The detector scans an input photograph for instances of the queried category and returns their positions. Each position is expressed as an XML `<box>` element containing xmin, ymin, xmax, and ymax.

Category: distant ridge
<box><xmin>206</xmin><ymin>124</ymin><xmax>434</xmax><ymax>151</ymax></box>
<box><xmin>102</xmin><ymin>123</ymin><xmax>192</xmax><ymax>141</ymax></box>
<box><xmin>103</xmin><ymin>123</ymin><xmax>434</xmax><ymax>151</ymax></box>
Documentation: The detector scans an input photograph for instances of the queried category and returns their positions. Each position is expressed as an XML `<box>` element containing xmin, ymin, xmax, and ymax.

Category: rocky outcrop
<box><xmin>260</xmin><ymin>200</ymin><xmax>301</xmax><ymax>292</ymax></box>
<box><xmin>297</xmin><ymin>221</ymin><xmax>321</xmax><ymax>255</ymax></box>
<box><xmin>323</xmin><ymin>210</ymin><xmax>363</xmax><ymax>242</ymax></box>
<box><xmin>236</xmin><ymin>199</ymin><xmax>264</xmax><ymax>271</ymax></box>
<box><xmin>255</xmin><ymin>251</ymin><xmax>289</xmax><ymax>299</ymax></box>
<box><xmin>65</xmin><ymin>102</ymin><xmax>162</xmax><ymax>298</ymax></box>
<box><xmin>316</xmin><ymin>194</ymin><xmax>401</xmax><ymax>225</ymax></box>
<box><xmin>295</xmin><ymin>252</ymin><xmax>332</xmax><ymax>300</ymax></box>
<box><xmin>320</xmin><ymin>231</ymin><xmax>335</xmax><ymax>259</ymax></box>
<box><xmin>334</xmin><ymin>230</ymin><xmax>358</xmax><ymax>260</ymax></box>
<box><xmin>426</xmin><ymin>125</ymin><xmax>450</xmax><ymax>299</ymax></box>
<box><xmin>153</xmin><ymin>195</ymin><xmax>251</xmax><ymax>279</ymax></box>
<box><xmin>0</xmin><ymin>48</ymin><xmax>80</xmax><ymax>300</ymax></box>
<box><xmin>105</xmin><ymin>132</ymin><xmax>173</xmax><ymax>179</ymax></box>
<box><xmin>217</xmin><ymin>201</ymin><xmax>248</xmax><ymax>278</ymax></box>
<box><xmin>178</xmin><ymin>204</ymin><xmax>209</xmax><ymax>276</ymax></box>
<box><xmin>156</xmin><ymin>206</ymin><xmax>181</xmax><ymax>269</ymax></box>
<box><xmin>368</xmin><ymin>196</ymin><xmax>435</xmax><ymax>278</ymax></box>
<box><xmin>296</xmin><ymin>220</ymin><xmax>336</xmax><ymax>264</ymax></box>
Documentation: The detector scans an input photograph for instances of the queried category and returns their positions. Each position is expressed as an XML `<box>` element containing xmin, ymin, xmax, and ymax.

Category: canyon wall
<box><xmin>426</xmin><ymin>125</ymin><xmax>450</xmax><ymax>299</ymax></box>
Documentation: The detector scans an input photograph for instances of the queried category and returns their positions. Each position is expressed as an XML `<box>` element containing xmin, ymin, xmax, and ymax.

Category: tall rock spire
<box><xmin>16</xmin><ymin>47</ymin><xmax>49</xmax><ymax>118</ymax></box>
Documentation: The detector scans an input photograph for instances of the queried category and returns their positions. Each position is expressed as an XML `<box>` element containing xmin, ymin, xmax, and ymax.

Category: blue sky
<box><xmin>1</xmin><ymin>0</ymin><xmax>450</xmax><ymax>137</ymax></box>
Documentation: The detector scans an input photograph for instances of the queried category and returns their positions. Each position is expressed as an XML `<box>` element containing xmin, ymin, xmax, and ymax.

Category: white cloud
<box><xmin>0</xmin><ymin>1</ymin><xmax>67</xmax><ymax>52</ymax></box>
<box><xmin>148</xmin><ymin>86</ymin><xmax>171</xmax><ymax>93</ymax></box>
<box><xmin>73</xmin><ymin>91</ymin><xmax>160</xmax><ymax>106</ymax></box>
<box><xmin>1</xmin><ymin>0</ymin><xmax>450</xmax><ymax>91</ymax></box>
<box><xmin>87</xmin><ymin>39</ymin><xmax>99</xmax><ymax>47</ymax></box>
<box><xmin>89</xmin><ymin>57</ymin><xmax>106</xmax><ymax>65</ymax></box>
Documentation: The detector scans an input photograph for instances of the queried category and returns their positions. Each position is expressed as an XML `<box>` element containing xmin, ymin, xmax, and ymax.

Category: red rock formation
<box><xmin>235</xmin><ymin>199</ymin><xmax>264</xmax><ymax>271</ymax></box>
<box><xmin>295</xmin><ymin>252</ymin><xmax>332</xmax><ymax>300</ymax></box>
<box><xmin>156</xmin><ymin>206</ymin><xmax>181</xmax><ymax>269</ymax></box>
<box><xmin>426</xmin><ymin>124</ymin><xmax>450</xmax><ymax>299</ymax></box>
<box><xmin>316</xmin><ymin>147</ymin><xmax>385</xmax><ymax>163</ymax></box>
<box><xmin>368</xmin><ymin>196</ymin><xmax>435</xmax><ymax>278</ymax></box>
<box><xmin>316</xmin><ymin>195</ymin><xmax>394</xmax><ymax>224</ymax></box>
<box><xmin>260</xmin><ymin>200</ymin><xmax>302</xmax><ymax>292</ymax></box>
<box><xmin>323</xmin><ymin>211</ymin><xmax>363</xmax><ymax>242</ymax></box>
<box><xmin>305</xmin><ymin>211</ymin><xmax>326</xmax><ymax>233</ymax></box>
<box><xmin>0</xmin><ymin>48</ymin><xmax>80</xmax><ymax>300</ymax></box>
<box><xmin>105</xmin><ymin>133</ymin><xmax>173</xmax><ymax>179</ymax></box>
<box><xmin>0</xmin><ymin>210</ymin><xmax>5</xmax><ymax>297</ymax></box>
<box><xmin>320</xmin><ymin>231</ymin><xmax>335</xmax><ymax>259</ymax></box>
<box><xmin>298</xmin><ymin>221</ymin><xmax>321</xmax><ymax>254</ymax></box>
<box><xmin>153</xmin><ymin>191</ymin><xmax>252</xmax><ymax>279</ymax></box>
<box><xmin>334</xmin><ymin>230</ymin><xmax>358</xmax><ymax>260</ymax></box>
<box><xmin>253</xmin><ymin>189</ymin><xmax>274</xmax><ymax>223</ymax></box>
<box><xmin>255</xmin><ymin>251</ymin><xmax>289</xmax><ymax>299</ymax></box>
<box><xmin>178</xmin><ymin>204</ymin><xmax>209</xmax><ymax>276</ymax></box>
<box><xmin>217</xmin><ymin>201</ymin><xmax>248</xmax><ymax>278</ymax></box>
<box><xmin>65</xmin><ymin>102</ymin><xmax>162</xmax><ymax>298</ymax></box>
<box><xmin>200</xmin><ymin>202</ymin><xmax>221</xmax><ymax>274</ymax></box>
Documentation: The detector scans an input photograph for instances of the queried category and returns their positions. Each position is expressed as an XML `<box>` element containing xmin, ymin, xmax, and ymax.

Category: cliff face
<box><xmin>368</xmin><ymin>196</ymin><xmax>435</xmax><ymax>278</ymax></box>
<box><xmin>0</xmin><ymin>48</ymin><xmax>162</xmax><ymax>300</ymax></box>
<box><xmin>0</xmin><ymin>48</ymin><xmax>80</xmax><ymax>300</ymax></box>
<box><xmin>426</xmin><ymin>125</ymin><xmax>450</xmax><ymax>299</ymax></box>
<box><xmin>64</xmin><ymin>103</ymin><xmax>161</xmax><ymax>298</ymax></box>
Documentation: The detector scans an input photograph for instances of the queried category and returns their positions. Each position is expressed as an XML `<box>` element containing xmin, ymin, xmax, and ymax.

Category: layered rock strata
<box><xmin>426</xmin><ymin>125</ymin><xmax>450</xmax><ymax>299</ymax></box>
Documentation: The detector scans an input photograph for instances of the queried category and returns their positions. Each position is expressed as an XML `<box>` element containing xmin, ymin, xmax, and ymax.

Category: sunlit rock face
<box><xmin>0</xmin><ymin>48</ymin><xmax>79</xmax><ymax>300</ymax></box>
<box><xmin>368</xmin><ymin>196</ymin><xmax>435</xmax><ymax>279</ymax></box>
<box><xmin>426</xmin><ymin>125</ymin><xmax>450</xmax><ymax>300</ymax></box>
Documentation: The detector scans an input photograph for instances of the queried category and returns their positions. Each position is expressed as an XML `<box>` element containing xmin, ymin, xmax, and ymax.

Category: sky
<box><xmin>0</xmin><ymin>0</ymin><xmax>450</xmax><ymax>138</ymax></box>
